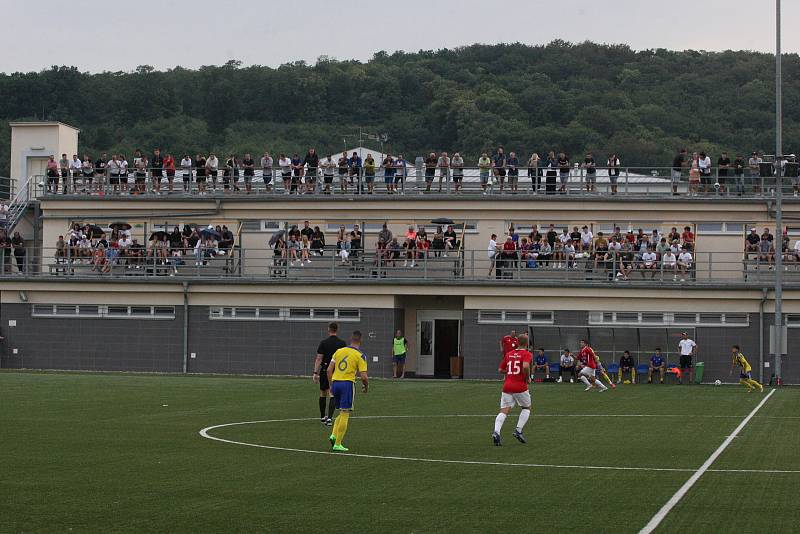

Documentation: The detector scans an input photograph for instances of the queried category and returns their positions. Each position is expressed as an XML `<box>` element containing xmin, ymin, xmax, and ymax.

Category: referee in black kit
<box><xmin>313</xmin><ymin>322</ymin><xmax>347</xmax><ymax>425</ymax></box>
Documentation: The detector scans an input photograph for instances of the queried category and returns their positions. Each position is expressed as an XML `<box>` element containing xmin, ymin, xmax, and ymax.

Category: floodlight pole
<box><xmin>774</xmin><ymin>0</ymin><xmax>783</xmax><ymax>384</ymax></box>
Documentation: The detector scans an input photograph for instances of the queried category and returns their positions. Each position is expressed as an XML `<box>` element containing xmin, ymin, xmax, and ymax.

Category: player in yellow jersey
<box><xmin>326</xmin><ymin>330</ymin><xmax>369</xmax><ymax>452</ymax></box>
<box><xmin>730</xmin><ymin>345</ymin><xmax>764</xmax><ymax>392</ymax></box>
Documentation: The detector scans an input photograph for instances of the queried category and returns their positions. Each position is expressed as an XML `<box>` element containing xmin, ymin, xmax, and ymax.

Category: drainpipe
<box><xmin>183</xmin><ymin>281</ymin><xmax>189</xmax><ymax>374</ymax></box>
<box><xmin>759</xmin><ymin>288</ymin><xmax>767</xmax><ymax>384</ymax></box>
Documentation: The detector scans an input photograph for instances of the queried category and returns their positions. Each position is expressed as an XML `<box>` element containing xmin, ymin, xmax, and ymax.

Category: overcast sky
<box><xmin>0</xmin><ymin>0</ymin><xmax>793</xmax><ymax>73</ymax></box>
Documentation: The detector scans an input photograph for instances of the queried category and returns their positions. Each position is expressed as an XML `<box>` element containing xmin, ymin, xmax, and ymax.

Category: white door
<box><xmin>417</xmin><ymin>317</ymin><xmax>435</xmax><ymax>377</ymax></box>
<box><xmin>416</xmin><ymin>310</ymin><xmax>463</xmax><ymax>377</ymax></box>
<box><xmin>28</xmin><ymin>157</ymin><xmax>49</xmax><ymax>178</ymax></box>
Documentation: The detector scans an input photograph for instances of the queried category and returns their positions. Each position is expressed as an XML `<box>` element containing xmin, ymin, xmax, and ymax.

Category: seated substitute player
<box><xmin>648</xmin><ymin>348</ymin><xmax>667</xmax><ymax>384</ymax></box>
<box><xmin>577</xmin><ymin>339</ymin><xmax>608</xmax><ymax>392</ymax></box>
<box><xmin>558</xmin><ymin>349</ymin><xmax>576</xmax><ymax>383</ymax></box>
<box><xmin>532</xmin><ymin>347</ymin><xmax>550</xmax><ymax>380</ymax></box>
<box><xmin>326</xmin><ymin>331</ymin><xmax>369</xmax><ymax>452</ymax></box>
<box><xmin>492</xmin><ymin>333</ymin><xmax>533</xmax><ymax>446</ymax></box>
<box><xmin>618</xmin><ymin>350</ymin><xmax>636</xmax><ymax>384</ymax></box>
<box><xmin>730</xmin><ymin>345</ymin><xmax>764</xmax><ymax>392</ymax></box>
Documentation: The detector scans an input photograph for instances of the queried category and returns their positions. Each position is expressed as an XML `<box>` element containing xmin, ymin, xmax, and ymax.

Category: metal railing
<box><xmin>4</xmin><ymin>246</ymin><xmax>798</xmax><ymax>285</ymax></box>
<box><xmin>31</xmin><ymin>165</ymin><xmax>799</xmax><ymax>199</ymax></box>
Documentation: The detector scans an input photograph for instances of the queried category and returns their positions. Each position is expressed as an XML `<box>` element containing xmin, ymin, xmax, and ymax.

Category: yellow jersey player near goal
<box><xmin>730</xmin><ymin>345</ymin><xmax>764</xmax><ymax>392</ymax></box>
<box><xmin>326</xmin><ymin>330</ymin><xmax>369</xmax><ymax>452</ymax></box>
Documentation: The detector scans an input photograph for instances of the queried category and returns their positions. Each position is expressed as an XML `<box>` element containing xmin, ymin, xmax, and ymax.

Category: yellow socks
<box><xmin>334</xmin><ymin>412</ymin><xmax>350</xmax><ymax>444</ymax></box>
<box><xmin>746</xmin><ymin>378</ymin><xmax>763</xmax><ymax>391</ymax></box>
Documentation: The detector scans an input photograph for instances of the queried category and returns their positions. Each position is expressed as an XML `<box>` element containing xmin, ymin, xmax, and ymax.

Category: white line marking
<box><xmin>199</xmin><ymin>408</ymin><xmax>798</xmax><ymax>475</ymax></box>
<box><xmin>639</xmin><ymin>389</ymin><xmax>777</xmax><ymax>534</ymax></box>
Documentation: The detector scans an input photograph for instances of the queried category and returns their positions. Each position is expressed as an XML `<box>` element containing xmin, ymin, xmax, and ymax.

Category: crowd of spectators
<box><xmin>55</xmin><ymin>222</ymin><xmax>235</xmax><ymax>275</ymax></box>
<box><xmin>488</xmin><ymin>224</ymin><xmax>697</xmax><ymax>282</ymax></box>
<box><xmin>42</xmin><ymin>146</ymin><xmax>796</xmax><ymax>197</ymax></box>
<box><xmin>270</xmin><ymin>221</ymin><xmax>461</xmax><ymax>268</ymax></box>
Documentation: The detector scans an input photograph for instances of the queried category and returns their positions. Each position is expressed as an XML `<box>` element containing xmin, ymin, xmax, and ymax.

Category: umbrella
<box><xmin>149</xmin><ymin>230</ymin><xmax>168</xmax><ymax>241</ymax></box>
<box><xmin>110</xmin><ymin>222</ymin><xmax>132</xmax><ymax>231</ymax></box>
<box><xmin>200</xmin><ymin>228</ymin><xmax>221</xmax><ymax>240</ymax></box>
<box><xmin>431</xmin><ymin>217</ymin><xmax>455</xmax><ymax>225</ymax></box>
<box><xmin>269</xmin><ymin>229</ymin><xmax>286</xmax><ymax>246</ymax></box>
<box><xmin>86</xmin><ymin>225</ymin><xmax>105</xmax><ymax>238</ymax></box>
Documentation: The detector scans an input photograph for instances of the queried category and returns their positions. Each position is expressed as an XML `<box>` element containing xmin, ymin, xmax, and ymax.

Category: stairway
<box><xmin>2</xmin><ymin>176</ymin><xmax>34</xmax><ymax>233</ymax></box>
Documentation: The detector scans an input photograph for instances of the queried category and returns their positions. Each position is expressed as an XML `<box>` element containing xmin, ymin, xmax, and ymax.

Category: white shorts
<box><xmin>579</xmin><ymin>366</ymin><xmax>595</xmax><ymax>379</ymax></box>
<box><xmin>500</xmin><ymin>391</ymin><xmax>531</xmax><ymax>409</ymax></box>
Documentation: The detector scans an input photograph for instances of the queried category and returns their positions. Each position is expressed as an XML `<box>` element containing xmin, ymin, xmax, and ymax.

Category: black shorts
<box><xmin>680</xmin><ymin>354</ymin><xmax>693</xmax><ymax>369</ymax></box>
<box><xmin>166</xmin><ymin>169</ymin><xmax>175</xmax><ymax>178</ymax></box>
<box><xmin>700</xmin><ymin>173</ymin><xmax>713</xmax><ymax>185</ymax></box>
<box><xmin>152</xmin><ymin>169</ymin><xmax>163</xmax><ymax>178</ymax></box>
<box><xmin>110</xmin><ymin>174</ymin><xmax>120</xmax><ymax>184</ymax></box>
<box><xmin>319</xmin><ymin>367</ymin><xmax>331</xmax><ymax>391</ymax></box>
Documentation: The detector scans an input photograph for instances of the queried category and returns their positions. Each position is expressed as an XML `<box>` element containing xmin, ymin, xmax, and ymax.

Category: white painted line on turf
<box><xmin>639</xmin><ymin>388</ymin><xmax>777</xmax><ymax>534</ymax></box>
<box><xmin>198</xmin><ymin>409</ymin><xmax>799</xmax><ymax>476</ymax></box>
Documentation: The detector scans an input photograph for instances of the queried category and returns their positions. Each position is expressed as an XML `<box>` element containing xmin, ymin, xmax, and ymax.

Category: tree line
<box><xmin>0</xmin><ymin>40</ymin><xmax>798</xmax><ymax>177</ymax></box>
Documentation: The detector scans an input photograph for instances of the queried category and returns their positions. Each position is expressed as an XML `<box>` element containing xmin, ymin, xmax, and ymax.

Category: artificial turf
<box><xmin>0</xmin><ymin>372</ymin><xmax>797</xmax><ymax>533</ymax></box>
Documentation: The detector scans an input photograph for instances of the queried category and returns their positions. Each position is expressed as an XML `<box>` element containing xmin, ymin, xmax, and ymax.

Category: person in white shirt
<box><xmin>70</xmin><ymin>155</ymin><xmax>83</xmax><ymax>193</ymax></box>
<box><xmin>180</xmin><ymin>155</ymin><xmax>192</xmax><ymax>192</ymax></box>
<box><xmin>579</xmin><ymin>226</ymin><xmax>593</xmax><ymax>254</ymax></box>
<box><xmin>677</xmin><ymin>248</ymin><xmax>693</xmax><ymax>282</ymax></box>
<box><xmin>558</xmin><ymin>350</ymin><xmax>576</xmax><ymax>383</ymax></box>
<box><xmin>118</xmin><ymin>155</ymin><xmax>129</xmax><ymax>193</ymax></box>
<box><xmin>321</xmin><ymin>154</ymin><xmax>336</xmax><ymax>194</ymax></box>
<box><xmin>662</xmin><ymin>250</ymin><xmax>678</xmax><ymax>280</ymax></box>
<box><xmin>206</xmin><ymin>154</ymin><xmax>219</xmax><ymax>191</ymax></box>
<box><xmin>678</xmin><ymin>332</ymin><xmax>697</xmax><ymax>384</ymax></box>
<box><xmin>278</xmin><ymin>154</ymin><xmax>292</xmax><ymax>194</ymax></box>
<box><xmin>487</xmin><ymin>234</ymin><xmax>499</xmax><ymax>277</ymax></box>
<box><xmin>107</xmin><ymin>155</ymin><xmax>121</xmax><ymax>194</ymax></box>
<box><xmin>260</xmin><ymin>152</ymin><xmax>274</xmax><ymax>192</ymax></box>
<box><xmin>563</xmin><ymin>241</ymin><xmax>576</xmax><ymax>268</ymax></box>
<box><xmin>640</xmin><ymin>250</ymin><xmax>657</xmax><ymax>278</ymax></box>
<box><xmin>792</xmin><ymin>240</ymin><xmax>800</xmax><ymax>265</ymax></box>
<box><xmin>698</xmin><ymin>151</ymin><xmax>712</xmax><ymax>193</ymax></box>
<box><xmin>558</xmin><ymin>229</ymin><xmax>571</xmax><ymax>246</ymax></box>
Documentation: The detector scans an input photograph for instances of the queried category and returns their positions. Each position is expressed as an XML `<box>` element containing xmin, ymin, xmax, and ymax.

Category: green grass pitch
<box><xmin>1</xmin><ymin>372</ymin><xmax>798</xmax><ymax>533</ymax></box>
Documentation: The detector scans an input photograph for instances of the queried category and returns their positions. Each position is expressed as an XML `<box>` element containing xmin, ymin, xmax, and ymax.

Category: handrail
<box><xmin>4</xmin><ymin>246</ymin><xmax>795</xmax><ymax>286</ymax></box>
<box><xmin>33</xmin><ymin>165</ymin><xmax>797</xmax><ymax>199</ymax></box>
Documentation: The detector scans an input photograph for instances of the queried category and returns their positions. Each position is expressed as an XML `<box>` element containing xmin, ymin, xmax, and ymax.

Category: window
<box><xmin>477</xmin><ymin>310</ymin><xmax>554</xmax><ymax>324</ymax></box>
<box><xmin>589</xmin><ymin>311</ymin><xmax>748</xmax><ymax>327</ymax></box>
<box><xmin>32</xmin><ymin>305</ymin><xmax>174</xmax><ymax>319</ymax></box>
<box><xmin>260</xmin><ymin>220</ymin><xmax>286</xmax><ymax>232</ymax></box>
<box><xmin>208</xmin><ymin>307</ymin><xmax>360</xmax><ymax>322</ymax></box>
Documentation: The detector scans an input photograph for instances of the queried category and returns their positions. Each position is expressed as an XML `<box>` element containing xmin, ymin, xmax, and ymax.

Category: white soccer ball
<box><xmin>714</xmin><ymin>379</ymin><xmax>722</xmax><ymax>386</ymax></box>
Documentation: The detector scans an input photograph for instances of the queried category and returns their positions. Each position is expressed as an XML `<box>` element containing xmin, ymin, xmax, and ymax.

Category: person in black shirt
<box><xmin>717</xmin><ymin>152</ymin><xmax>731</xmax><ymax>194</ymax></box>
<box><xmin>242</xmin><ymin>153</ymin><xmax>255</xmax><ymax>193</ymax></box>
<box><xmin>11</xmin><ymin>231</ymin><xmax>25</xmax><ymax>273</ymax></box>
<box><xmin>151</xmin><ymin>149</ymin><xmax>164</xmax><ymax>194</ymax></box>
<box><xmin>311</xmin><ymin>226</ymin><xmax>325</xmax><ymax>256</ymax></box>
<box><xmin>313</xmin><ymin>322</ymin><xmax>348</xmax><ymax>424</ymax></box>
<box><xmin>300</xmin><ymin>220</ymin><xmax>314</xmax><ymax>241</ymax></box>
<box><xmin>546</xmin><ymin>224</ymin><xmax>558</xmax><ymax>248</ymax></box>
<box><xmin>619</xmin><ymin>350</ymin><xmax>635</xmax><ymax>384</ymax></box>
<box><xmin>443</xmin><ymin>225</ymin><xmax>458</xmax><ymax>255</ymax></box>
<box><xmin>732</xmin><ymin>154</ymin><xmax>746</xmax><ymax>196</ymax></box>
<box><xmin>671</xmin><ymin>148</ymin><xmax>687</xmax><ymax>195</ymax></box>
<box><xmin>303</xmin><ymin>149</ymin><xmax>320</xmax><ymax>194</ymax></box>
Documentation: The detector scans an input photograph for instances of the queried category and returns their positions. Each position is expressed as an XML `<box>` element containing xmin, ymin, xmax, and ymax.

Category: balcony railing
<box><xmin>32</xmin><ymin>165</ymin><xmax>799</xmax><ymax>199</ymax></box>
<box><xmin>2</xmin><ymin>246</ymin><xmax>797</xmax><ymax>285</ymax></box>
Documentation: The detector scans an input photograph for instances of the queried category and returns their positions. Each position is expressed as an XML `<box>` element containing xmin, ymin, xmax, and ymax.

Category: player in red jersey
<box><xmin>500</xmin><ymin>329</ymin><xmax>519</xmax><ymax>356</ymax></box>
<box><xmin>577</xmin><ymin>339</ymin><xmax>608</xmax><ymax>392</ymax></box>
<box><xmin>492</xmin><ymin>333</ymin><xmax>533</xmax><ymax>446</ymax></box>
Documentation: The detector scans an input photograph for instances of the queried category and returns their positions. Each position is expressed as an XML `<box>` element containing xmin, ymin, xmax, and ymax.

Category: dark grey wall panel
<box><xmin>0</xmin><ymin>303</ymin><xmax>184</xmax><ymax>372</ymax></box>
<box><xmin>186</xmin><ymin>307</ymin><xmax>396</xmax><ymax>375</ymax></box>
